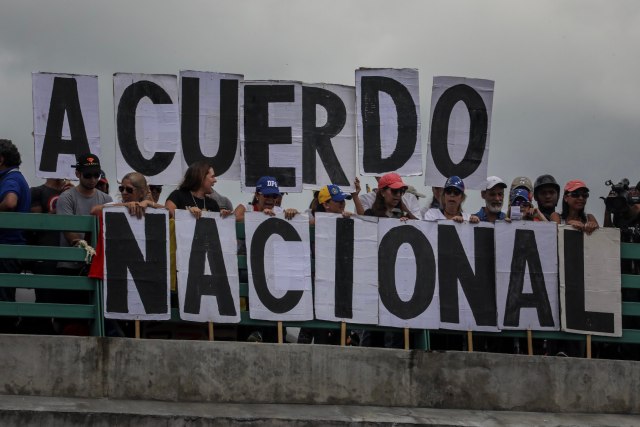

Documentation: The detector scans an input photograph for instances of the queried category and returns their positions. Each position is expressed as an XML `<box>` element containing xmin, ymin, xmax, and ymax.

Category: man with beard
<box><xmin>475</xmin><ymin>176</ymin><xmax>508</xmax><ymax>223</ymax></box>
<box><xmin>533</xmin><ymin>174</ymin><xmax>560</xmax><ymax>221</ymax></box>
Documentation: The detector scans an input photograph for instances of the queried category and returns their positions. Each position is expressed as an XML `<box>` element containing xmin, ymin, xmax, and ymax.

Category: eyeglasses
<box><xmin>444</xmin><ymin>188</ymin><xmax>462</xmax><ymax>196</ymax></box>
<box><xmin>567</xmin><ymin>191</ymin><xmax>589</xmax><ymax>199</ymax></box>
<box><xmin>259</xmin><ymin>193</ymin><xmax>279</xmax><ymax>199</ymax></box>
<box><xmin>387</xmin><ymin>188</ymin><xmax>406</xmax><ymax>196</ymax></box>
<box><xmin>82</xmin><ymin>172</ymin><xmax>101</xmax><ymax>179</ymax></box>
<box><xmin>512</xmin><ymin>200</ymin><xmax>531</xmax><ymax>207</ymax></box>
<box><xmin>119</xmin><ymin>185</ymin><xmax>134</xmax><ymax>194</ymax></box>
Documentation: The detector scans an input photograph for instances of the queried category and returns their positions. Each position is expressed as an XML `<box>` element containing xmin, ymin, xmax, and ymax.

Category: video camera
<box><xmin>602</xmin><ymin>178</ymin><xmax>640</xmax><ymax>214</ymax></box>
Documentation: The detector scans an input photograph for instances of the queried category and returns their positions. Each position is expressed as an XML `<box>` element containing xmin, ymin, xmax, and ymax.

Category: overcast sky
<box><xmin>1</xmin><ymin>0</ymin><xmax>638</xmax><ymax>219</ymax></box>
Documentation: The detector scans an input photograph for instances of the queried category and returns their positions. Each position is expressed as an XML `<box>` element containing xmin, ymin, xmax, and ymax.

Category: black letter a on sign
<box><xmin>504</xmin><ymin>229</ymin><xmax>554</xmax><ymax>327</ymax></box>
<box><xmin>184</xmin><ymin>218</ymin><xmax>236</xmax><ymax>316</ymax></box>
<box><xmin>105</xmin><ymin>212</ymin><xmax>168</xmax><ymax>314</ymax></box>
<box><xmin>40</xmin><ymin>77</ymin><xmax>91</xmax><ymax>172</ymax></box>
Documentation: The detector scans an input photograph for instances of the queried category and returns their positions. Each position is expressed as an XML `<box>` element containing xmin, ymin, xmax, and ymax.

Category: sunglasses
<box><xmin>387</xmin><ymin>188</ymin><xmax>406</xmax><ymax>196</ymax></box>
<box><xmin>259</xmin><ymin>193</ymin><xmax>279</xmax><ymax>199</ymax></box>
<box><xmin>82</xmin><ymin>172</ymin><xmax>101</xmax><ymax>179</ymax></box>
<box><xmin>512</xmin><ymin>200</ymin><xmax>531</xmax><ymax>207</ymax></box>
<box><xmin>567</xmin><ymin>191</ymin><xmax>589</xmax><ymax>199</ymax></box>
<box><xmin>119</xmin><ymin>185</ymin><xmax>135</xmax><ymax>194</ymax></box>
<box><xmin>444</xmin><ymin>188</ymin><xmax>462</xmax><ymax>196</ymax></box>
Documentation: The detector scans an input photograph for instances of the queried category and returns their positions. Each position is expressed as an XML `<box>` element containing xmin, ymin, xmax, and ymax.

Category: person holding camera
<box><xmin>603</xmin><ymin>180</ymin><xmax>640</xmax><ymax>230</ymax></box>
<box><xmin>550</xmin><ymin>180</ymin><xmax>599</xmax><ymax>234</ymax></box>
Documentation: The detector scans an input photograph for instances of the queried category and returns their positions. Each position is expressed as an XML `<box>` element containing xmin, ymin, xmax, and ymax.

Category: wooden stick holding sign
<box><xmin>208</xmin><ymin>322</ymin><xmax>214</xmax><ymax>341</ymax></box>
<box><xmin>135</xmin><ymin>320</ymin><xmax>140</xmax><ymax>339</ymax></box>
<box><xmin>587</xmin><ymin>335</ymin><xmax>592</xmax><ymax>359</ymax></box>
<box><xmin>277</xmin><ymin>321</ymin><xmax>284</xmax><ymax>344</ymax></box>
<box><xmin>527</xmin><ymin>329</ymin><xmax>533</xmax><ymax>355</ymax></box>
<box><xmin>341</xmin><ymin>322</ymin><xmax>346</xmax><ymax>347</ymax></box>
<box><xmin>467</xmin><ymin>331</ymin><xmax>473</xmax><ymax>352</ymax></box>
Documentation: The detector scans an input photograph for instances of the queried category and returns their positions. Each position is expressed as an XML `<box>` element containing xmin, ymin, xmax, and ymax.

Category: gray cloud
<box><xmin>1</xmin><ymin>0</ymin><xmax>639</xmax><ymax>219</ymax></box>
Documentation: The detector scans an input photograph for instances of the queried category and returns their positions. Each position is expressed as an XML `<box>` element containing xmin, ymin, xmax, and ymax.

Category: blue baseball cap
<box><xmin>256</xmin><ymin>176</ymin><xmax>280</xmax><ymax>196</ymax></box>
<box><xmin>511</xmin><ymin>188</ymin><xmax>530</xmax><ymax>204</ymax></box>
<box><xmin>444</xmin><ymin>176</ymin><xmax>465</xmax><ymax>192</ymax></box>
<box><xmin>318</xmin><ymin>184</ymin><xmax>352</xmax><ymax>204</ymax></box>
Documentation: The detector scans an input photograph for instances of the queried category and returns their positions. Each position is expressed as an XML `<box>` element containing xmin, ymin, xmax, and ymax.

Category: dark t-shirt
<box><xmin>30</xmin><ymin>184</ymin><xmax>64</xmax><ymax>246</ymax></box>
<box><xmin>167</xmin><ymin>188</ymin><xmax>220</xmax><ymax>212</ymax></box>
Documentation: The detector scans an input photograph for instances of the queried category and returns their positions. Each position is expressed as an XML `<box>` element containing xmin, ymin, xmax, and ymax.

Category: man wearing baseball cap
<box><xmin>533</xmin><ymin>174</ymin><xmax>561</xmax><ymax>221</ymax></box>
<box><xmin>510</xmin><ymin>176</ymin><xmax>534</xmax><ymax>194</ymax></box>
<box><xmin>57</xmin><ymin>153</ymin><xmax>113</xmax><ymax>271</ymax></box>
<box><xmin>475</xmin><ymin>176</ymin><xmax>508</xmax><ymax>223</ymax></box>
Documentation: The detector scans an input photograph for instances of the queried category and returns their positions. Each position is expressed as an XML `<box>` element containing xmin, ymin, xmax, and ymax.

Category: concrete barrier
<box><xmin>1</xmin><ymin>335</ymin><xmax>639</xmax><ymax>414</ymax></box>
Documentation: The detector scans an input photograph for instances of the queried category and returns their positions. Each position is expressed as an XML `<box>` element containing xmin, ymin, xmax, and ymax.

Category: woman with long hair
<box><xmin>550</xmin><ymin>180</ymin><xmax>599</xmax><ymax>234</ymax></box>
<box><xmin>423</xmin><ymin>176</ymin><xmax>479</xmax><ymax>223</ymax></box>
<box><xmin>165</xmin><ymin>160</ymin><xmax>230</xmax><ymax>219</ymax></box>
<box><xmin>363</xmin><ymin>173</ymin><xmax>416</xmax><ymax>219</ymax></box>
<box><xmin>90</xmin><ymin>171</ymin><xmax>161</xmax><ymax>218</ymax></box>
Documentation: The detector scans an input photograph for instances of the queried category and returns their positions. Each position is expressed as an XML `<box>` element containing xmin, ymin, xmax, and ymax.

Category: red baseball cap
<box><xmin>564</xmin><ymin>180</ymin><xmax>589</xmax><ymax>192</ymax></box>
<box><xmin>378</xmin><ymin>173</ymin><xmax>407</xmax><ymax>190</ymax></box>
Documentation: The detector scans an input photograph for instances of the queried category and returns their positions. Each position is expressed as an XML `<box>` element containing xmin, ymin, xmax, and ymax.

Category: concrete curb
<box><xmin>1</xmin><ymin>335</ymin><xmax>639</xmax><ymax>414</ymax></box>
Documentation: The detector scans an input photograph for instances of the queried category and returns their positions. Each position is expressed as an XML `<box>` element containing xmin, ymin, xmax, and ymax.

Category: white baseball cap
<box><xmin>484</xmin><ymin>176</ymin><xmax>507</xmax><ymax>190</ymax></box>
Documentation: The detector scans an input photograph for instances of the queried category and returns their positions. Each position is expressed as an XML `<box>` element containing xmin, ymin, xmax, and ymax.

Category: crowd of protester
<box><xmin>1</xmin><ymin>138</ymin><xmax>640</xmax><ymax>358</ymax></box>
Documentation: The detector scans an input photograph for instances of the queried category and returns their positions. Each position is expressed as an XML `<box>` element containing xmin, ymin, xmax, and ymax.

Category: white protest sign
<box><xmin>356</xmin><ymin>68</ymin><xmax>422</xmax><ymax>176</ymax></box>
<box><xmin>302</xmin><ymin>83</ymin><xmax>357</xmax><ymax>192</ymax></box>
<box><xmin>32</xmin><ymin>72</ymin><xmax>100</xmax><ymax>179</ymax></box>
<box><xmin>425</xmin><ymin>76</ymin><xmax>494</xmax><ymax>190</ymax></box>
<box><xmin>559</xmin><ymin>226</ymin><xmax>622</xmax><ymax>337</ymax></box>
<box><xmin>245</xmin><ymin>211</ymin><xmax>313</xmax><ymax>320</ymax></box>
<box><xmin>377</xmin><ymin>218</ymin><xmax>440</xmax><ymax>329</ymax></box>
<box><xmin>495</xmin><ymin>221</ymin><xmax>559</xmax><ymax>330</ymax></box>
<box><xmin>113</xmin><ymin>73</ymin><xmax>182</xmax><ymax>185</ymax></box>
<box><xmin>438</xmin><ymin>221</ymin><xmax>499</xmax><ymax>332</ymax></box>
<box><xmin>180</xmin><ymin>70</ymin><xmax>244</xmax><ymax>180</ymax></box>
<box><xmin>240</xmin><ymin>80</ymin><xmax>303</xmax><ymax>193</ymax></box>
<box><xmin>313</xmin><ymin>213</ymin><xmax>379</xmax><ymax>324</ymax></box>
<box><xmin>174</xmin><ymin>210</ymin><xmax>240</xmax><ymax>323</ymax></box>
<box><xmin>103</xmin><ymin>206</ymin><xmax>170</xmax><ymax>320</ymax></box>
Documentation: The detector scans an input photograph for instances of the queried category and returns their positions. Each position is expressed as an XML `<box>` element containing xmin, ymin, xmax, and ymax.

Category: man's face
<box><xmin>77</xmin><ymin>169</ymin><xmax>100</xmax><ymax>191</ymax></box>
<box><xmin>535</xmin><ymin>185</ymin><xmax>559</xmax><ymax>210</ymax></box>
<box><xmin>483</xmin><ymin>187</ymin><xmax>504</xmax><ymax>213</ymax></box>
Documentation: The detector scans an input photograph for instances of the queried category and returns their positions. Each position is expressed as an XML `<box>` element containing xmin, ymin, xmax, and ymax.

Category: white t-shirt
<box><xmin>423</xmin><ymin>208</ymin><xmax>471</xmax><ymax>222</ymax></box>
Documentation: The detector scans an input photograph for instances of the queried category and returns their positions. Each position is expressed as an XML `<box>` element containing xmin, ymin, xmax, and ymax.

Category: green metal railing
<box><xmin>1</xmin><ymin>212</ymin><xmax>639</xmax><ymax>354</ymax></box>
<box><xmin>0</xmin><ymin>212</ymin><xmax>103</xmax><ymax>336</ymax></box>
